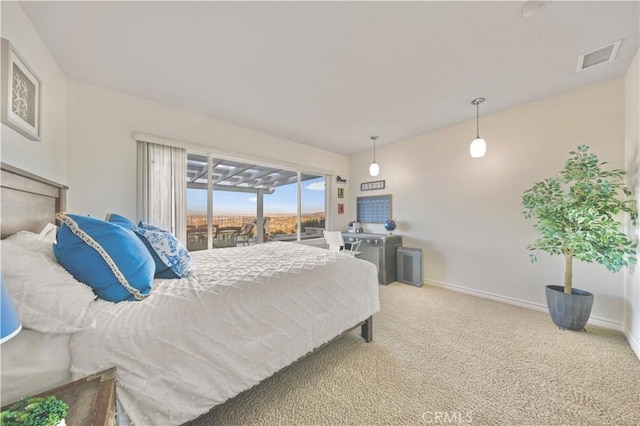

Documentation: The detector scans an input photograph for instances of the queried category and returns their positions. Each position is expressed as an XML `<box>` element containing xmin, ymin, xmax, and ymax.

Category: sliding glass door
<box><xmin>186</xmin><ymin>153</ymin><xmax>327</xmax><ymax>251</ymax></box>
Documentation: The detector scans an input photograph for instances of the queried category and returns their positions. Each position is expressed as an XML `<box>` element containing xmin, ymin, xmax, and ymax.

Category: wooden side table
<box><xmin>1</xmin><ymin>367</ymin><xmax>117</xmax><ymax>426</ymax></box>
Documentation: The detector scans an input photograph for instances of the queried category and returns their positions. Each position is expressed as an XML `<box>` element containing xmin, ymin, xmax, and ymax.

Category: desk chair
<box><xmin>323</xmin><ymin>231</ymin><xmax>361</xmax><ymax>257</ymax></box>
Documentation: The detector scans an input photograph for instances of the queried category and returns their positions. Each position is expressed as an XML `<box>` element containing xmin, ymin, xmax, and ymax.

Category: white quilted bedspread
<box><xmin>69</xmin><ymin>242</ymin><xmax>379</xmax><ymax>425</ymax></box>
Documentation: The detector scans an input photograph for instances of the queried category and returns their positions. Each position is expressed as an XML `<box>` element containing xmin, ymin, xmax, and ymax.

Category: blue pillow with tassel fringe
<box><xmin>54</xmin><ymin>213</ymin><xmax>154</xmax><ymax>302</ymax></box>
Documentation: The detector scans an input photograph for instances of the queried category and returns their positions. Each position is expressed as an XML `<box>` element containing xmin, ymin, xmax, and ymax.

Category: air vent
<box><xmin>577</xmin><ymin>39</ymin><xmax>622</xmax><ymax>72</ymax></box>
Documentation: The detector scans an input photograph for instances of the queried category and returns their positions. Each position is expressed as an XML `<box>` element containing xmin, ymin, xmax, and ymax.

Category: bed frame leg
<box><xmin>361</xmin><ymin>316</ymin><xmax>373</xmax><ymax>343</ymax></box>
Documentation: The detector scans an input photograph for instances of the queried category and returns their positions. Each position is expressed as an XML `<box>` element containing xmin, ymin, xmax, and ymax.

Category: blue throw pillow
<box><xmin>105</xmin><ymin>214</ymin><xmax>191</xmax><ymax>279</ymax></box>
<box><xmin>53</xmin><ymin>213</ymin><xmax>154</xmax><ymax>302</ymax></box>
<box><xmin>137</xmin><ymin>222</ymin><xmax>191</xmax><ymax>279</ymax></box>
<box><xmin>105</xmin><ymin>213</ymin><xmax>136</xmax><ymax>229</ymax></box>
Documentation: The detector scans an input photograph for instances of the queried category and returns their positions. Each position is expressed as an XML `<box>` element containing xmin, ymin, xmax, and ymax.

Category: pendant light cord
<box><xmin>476</xmin><ymin>102</ymin><xmax>480</xmax><ymax>138</ymax></box>
<box><xmin>371</xmin><ymin>136</ymin><xmax>378</xmax><ymax>163</ymax></box>
<box><xmin>471</xmin><ymin>98</ymin><xmax>484</xmax><ymax>138</ymax></box>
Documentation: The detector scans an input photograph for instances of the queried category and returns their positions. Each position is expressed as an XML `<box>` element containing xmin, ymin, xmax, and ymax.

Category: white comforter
<box><xmin>69</xmin><ymin>242</ymin><xmax>379</xmax><ymax>425</ymax></box>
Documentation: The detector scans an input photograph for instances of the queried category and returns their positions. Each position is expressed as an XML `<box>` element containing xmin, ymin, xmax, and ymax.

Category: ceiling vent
<box><xmin>576</xmin><ymin>39</ymin><xmax>622</xmax><ymax>72</ymax></box>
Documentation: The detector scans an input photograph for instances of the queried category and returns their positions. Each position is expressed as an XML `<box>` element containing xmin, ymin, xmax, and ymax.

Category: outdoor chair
<box><xmin>237</xmin><ymin>223</ymin><xmax>256</xmax><ymax>246</ymax></box>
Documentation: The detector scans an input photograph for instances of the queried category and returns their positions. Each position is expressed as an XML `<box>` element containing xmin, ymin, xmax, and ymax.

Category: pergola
<box><xmin>186</xmin><ymin>154</ymin><xmax>318</xmax><ymax>245</ymax></box>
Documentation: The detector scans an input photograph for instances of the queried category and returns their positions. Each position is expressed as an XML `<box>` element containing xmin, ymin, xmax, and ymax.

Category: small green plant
<box><xmin>522</xmin><ymin>145</ymin><xmax>637</xmax><ymax>294</ymax></box>
<box><xmin>0</xmin><ymin>396</ymin><xmax>68</xmax><ymax>426</ymax></box>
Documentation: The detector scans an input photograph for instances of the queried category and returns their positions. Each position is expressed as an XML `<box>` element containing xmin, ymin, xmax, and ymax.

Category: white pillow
<box><xmin>39</xmin><ymin>222</ymin><xmax>58</xmax><ymax>243</ymax></box>
<box><xmin>1</xmin><ymin>231</ymin><xmax>97</xmax><ymax>333</ymax></box>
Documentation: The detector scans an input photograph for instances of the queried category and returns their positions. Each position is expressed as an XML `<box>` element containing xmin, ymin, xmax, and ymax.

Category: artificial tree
<box><xmin>522</xmin><ymin>145</ymin><xmax>637</xmax><ymax>295</ymax></box>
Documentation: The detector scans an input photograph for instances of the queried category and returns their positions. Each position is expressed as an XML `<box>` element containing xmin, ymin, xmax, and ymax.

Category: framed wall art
<box><xmin>1</xmin><ymin>38</ymin><xmax>41</xmax><ymax>141</ymax></box>
<box><xmin>338</xmin><ymin>188</ymin><xmax>344</xmax><ymax>198</ymax></box>
<box><xmin>360</xmin><ymin>180</ymin><xmax>385</xmax><ymax>191</ymax></box>
<box><xmin>356</xmin><ymin>194</ymin><xmax>391</xmax><ymax>223</ymax></box>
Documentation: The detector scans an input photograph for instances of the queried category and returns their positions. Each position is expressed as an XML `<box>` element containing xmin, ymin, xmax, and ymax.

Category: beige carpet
<box><xmin>186</xmin><ymin>283</ymin><xmax>640</xmax><ymax>425</ymax></box>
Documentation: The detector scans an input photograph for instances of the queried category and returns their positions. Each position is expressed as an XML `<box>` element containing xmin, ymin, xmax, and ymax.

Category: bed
<box><xmin>0</xmin><ymin>162</ymin><xmax>380</xmax><ymax>425</ymax></box>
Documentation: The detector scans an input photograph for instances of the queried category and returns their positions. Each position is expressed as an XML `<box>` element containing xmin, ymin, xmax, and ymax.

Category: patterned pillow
<box><xmin>105</xmin><ymin>214</ymin><xmax>191</xmax><ymax>279</ymax></box>
<box><xmin>53</xmin><ymin>213</ymin><xmax>155</xmax><ymax>302</ymax></box>
<box><xmin>136</xmin><ymin>222</ymin><xmax>191</xmax><ymax>279</ymax></box>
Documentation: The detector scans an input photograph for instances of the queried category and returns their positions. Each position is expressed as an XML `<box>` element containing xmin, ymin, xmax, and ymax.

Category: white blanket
<box><xmin>69</xmin><ymin>242</ymin><xmax>379</xmax><ymax>425</ymax></box>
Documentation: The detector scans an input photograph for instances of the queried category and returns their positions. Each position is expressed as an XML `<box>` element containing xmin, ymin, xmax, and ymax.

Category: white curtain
<box><xmin>137</xmin><ymin>140</ymin><xmax>187</xmax><ymax>243</ymax></box>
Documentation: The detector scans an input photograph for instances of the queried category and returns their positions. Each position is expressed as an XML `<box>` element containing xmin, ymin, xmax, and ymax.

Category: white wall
<box><xmin>65</xmin><ymin>81</ymin><xmax>350</xmax><ymax>229</ymax></box>
<box><xmin>349</xmin><ymin>78</ymin><xmax>627</xmax><ymax>328</ymax></box>
<box><xmin>0</xmin><ymin>2</ymin><xmax>67</xmax><ymax>183</ymax></box>
<box><xmin>624</xmin><ymin>49</ymin><xmax>640</xmax><ymax>358</ymax></box>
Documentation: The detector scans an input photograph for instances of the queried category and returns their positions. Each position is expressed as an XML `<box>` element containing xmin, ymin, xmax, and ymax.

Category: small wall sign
<box><xmin>360</xmin><ymin>180</ymin><xmax>385</xmax><ymax>191</ymax></box>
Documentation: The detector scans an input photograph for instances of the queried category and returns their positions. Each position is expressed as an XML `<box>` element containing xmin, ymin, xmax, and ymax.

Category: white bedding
<box><xmin>69</xmin><ymin>242</ymin><xmax>379</xmax><ymax>425</ymax></box>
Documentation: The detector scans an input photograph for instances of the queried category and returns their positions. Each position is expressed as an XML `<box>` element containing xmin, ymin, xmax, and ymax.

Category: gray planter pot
<box><xmin>545</xmin><ymin>285</ymin><xmax>594</xmax><ymax>331</ymax></box>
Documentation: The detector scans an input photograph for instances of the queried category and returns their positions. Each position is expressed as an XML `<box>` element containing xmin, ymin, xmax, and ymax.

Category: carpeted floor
<box><xmin>186</xmin><ymin>283</ymin><xmax>640</xmax><ymax>425</ymax></box>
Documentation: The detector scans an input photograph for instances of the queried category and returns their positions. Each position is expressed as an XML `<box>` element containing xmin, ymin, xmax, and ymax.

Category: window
<box><xmin>300</xmin><ymin>174</ymin><xmax>326</xmax><ymax>238</ymax></box>
<box><xmin>186</xmin><ymin>153</ymin><xmax>327</xmax><ymax>251</ymax></box>
<box><xmin>263</xmin><ymin>179</ymin><xmax>298</xmax><ymax>241</ymax></box>
<box><xmin>186</xmin><ymin>154</ymin><xmax>210</xmax><ymax>251</ymax></box>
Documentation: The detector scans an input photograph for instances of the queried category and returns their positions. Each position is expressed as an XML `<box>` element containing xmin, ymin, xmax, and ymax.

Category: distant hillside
<box><xmin>187</xmin><ymin>212</ymin><xmax>325</xmax><ymax>236</ymax></box>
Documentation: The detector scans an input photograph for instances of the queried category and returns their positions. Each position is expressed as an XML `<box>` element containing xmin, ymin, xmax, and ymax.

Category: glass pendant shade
<box><xmin>469</xmin><ymin>137</ymin><xmax>486</xmax><ymax>158</ymax></box>
<box><xmin>470</xmin><ymin>98</ymin><xmax>487</xmax><ymax>158</ymax></box>
<box><xmin>369</xmin><ymin>162</ymin><xmax>380</xmax><ymax>176</ymax></box>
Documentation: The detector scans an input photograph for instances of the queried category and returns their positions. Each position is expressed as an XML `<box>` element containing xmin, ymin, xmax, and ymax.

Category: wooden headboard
<box><xmin>1</xmin><ymin>162</ymin><xmax>67</xmax><ymax>239</ymax></box>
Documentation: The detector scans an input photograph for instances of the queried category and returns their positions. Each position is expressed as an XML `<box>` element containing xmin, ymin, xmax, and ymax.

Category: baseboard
<box><xmin>424</xmin><ymin>278</ymin><xmax>623</xmax><ymax>331</ymax></box>
<box><xmin>623</xmin><ymin>327</ymin><xmax>640</xmax><ymax>361</ymax></box>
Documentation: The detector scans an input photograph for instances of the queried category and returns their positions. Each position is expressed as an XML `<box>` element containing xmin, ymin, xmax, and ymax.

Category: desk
<box><xmin>343</xmin><ymin>233</ymin><xmax>402</xmax><ymax>284</ymax></box>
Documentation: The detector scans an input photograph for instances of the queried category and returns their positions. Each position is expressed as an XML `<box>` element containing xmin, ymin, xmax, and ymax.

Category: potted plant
<box><xmin>522</xmin><ymin>145</ymin><xmax>637</xmax><ymax>330</ymax></box>
<box><xmin>0</xmin><ymin>396</ymin><xmax>68</xmax><ymax>426</ymax></box>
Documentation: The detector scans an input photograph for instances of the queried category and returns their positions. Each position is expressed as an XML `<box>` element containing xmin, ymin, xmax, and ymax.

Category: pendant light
<box><xmin>369</xmin><ymin>135</ymin><xmax>380</xmax><ymax>176</ymax></box>
<box><xmin>470</xmin><ymin>97</ymin><xmax>487</xmax><ymax>158</ymax></box>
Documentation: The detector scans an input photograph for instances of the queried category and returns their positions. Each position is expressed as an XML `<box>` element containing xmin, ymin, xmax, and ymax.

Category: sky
<box><xmin>187</xmin><ymin>176</ymin><xmax>325</xmax><ymax>216</ymax></box>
